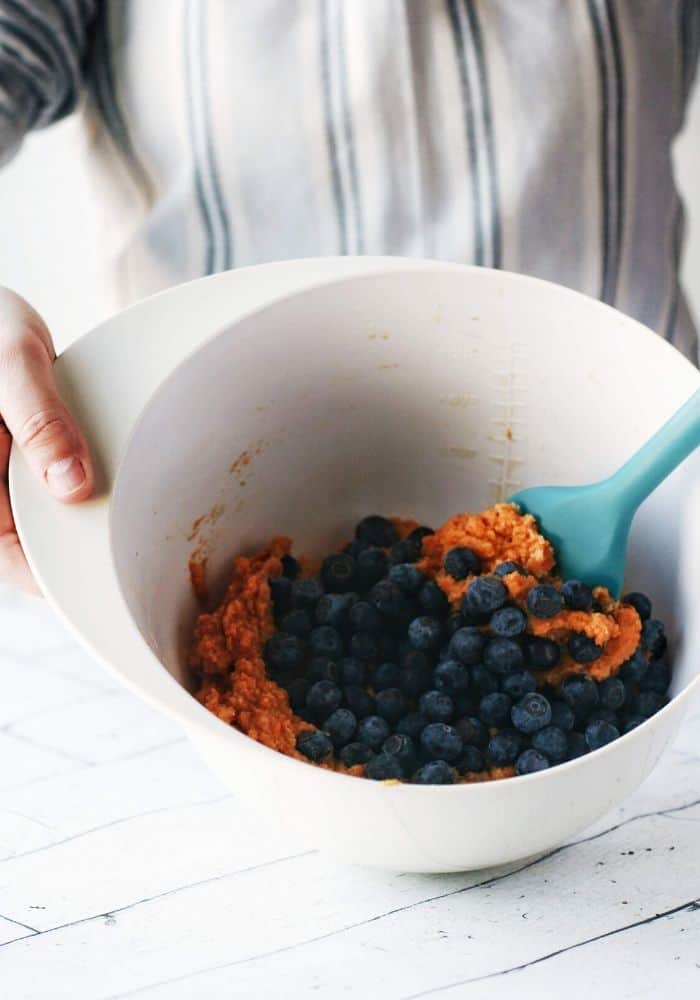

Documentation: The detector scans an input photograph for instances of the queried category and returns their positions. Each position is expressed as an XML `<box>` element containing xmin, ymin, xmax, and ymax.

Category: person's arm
<box><xmin>0</xmin><ymin>0</ymin><xmax>98</xmax><ymax>162</ymax></box>
<box><xmin>0</xmin><ymin>1</ymin><xmax>99</xmax><ymax>591</ymax></box>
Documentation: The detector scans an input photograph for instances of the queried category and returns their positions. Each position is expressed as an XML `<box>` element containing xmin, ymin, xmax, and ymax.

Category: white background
<box><xmin>0</xmin><ymin>87</ymin><xmax>698</xmax><ymax>351</ymax></box>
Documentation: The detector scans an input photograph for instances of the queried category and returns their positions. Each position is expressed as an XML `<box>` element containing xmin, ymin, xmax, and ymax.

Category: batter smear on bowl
<box><xmin>190</xmin><ymin>504</ymin><xmax>670</xmax><ymax>784</ymax></box>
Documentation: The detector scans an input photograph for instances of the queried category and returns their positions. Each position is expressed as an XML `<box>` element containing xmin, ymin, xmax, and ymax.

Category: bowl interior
<box><xmin>110</xmin><ymin>265</ymin><xmax>700</xmax><ymax>702</ymax></box>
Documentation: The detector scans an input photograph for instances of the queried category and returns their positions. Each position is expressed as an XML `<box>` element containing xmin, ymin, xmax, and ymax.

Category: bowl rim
<box><xmin>10</xmin><ymin>255</ymin><xmax>700</xmax><ymax>797</ymax></box>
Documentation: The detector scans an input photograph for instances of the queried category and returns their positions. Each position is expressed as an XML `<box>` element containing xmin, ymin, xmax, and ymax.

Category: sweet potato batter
<box><xmin>189</xmin><ymin>503</ymin><xmax>643</xmax><ymax>782</ymax></box>
<box><xmin>191</xmin><ymin>537</ymin><xmax>313</xmax><ymax>758</ymax></box>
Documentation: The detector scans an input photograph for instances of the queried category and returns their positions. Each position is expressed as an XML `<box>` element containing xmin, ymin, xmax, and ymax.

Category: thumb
<box><xmin>0</xmin><ymin>289</ymin><xmax>94</xmax><ymax>502</ymax></box>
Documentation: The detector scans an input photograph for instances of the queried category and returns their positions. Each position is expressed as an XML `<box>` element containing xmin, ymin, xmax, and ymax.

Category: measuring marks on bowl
<box><xmin>487</xmin><ymin>333</ymin><xmax>528</xmax><ymax>504</ymax></box>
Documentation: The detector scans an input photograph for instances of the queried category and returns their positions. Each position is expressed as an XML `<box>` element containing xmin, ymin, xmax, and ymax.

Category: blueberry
<box><xmin>567</xmin><ymin>632</ymin><xmax>603</xmax><ymax>663</ymax></box>
<box><xmin>620</xmin><ymin>650</ymin><xmax>649</xmax><ymax>683</ymax></box>
<box><xmin>349</xmin><ymin>631</ymin><xmax>379</xmax><ymax>662</ymax></box>
<box><xmin>434</xmin><ymin>659</ymin><xmax>471</xmax><ymax>693</ymax></box>
<box><xmin>478</xmin><ymin>692</ymin><xmax>513</xmax><ymax>727</ymax></box>
<box><xmin>310</xmin><ymin>625</ymin><xmax>344</xmax><ymax>660</ymax></box>
<box><xmin>524</xmin><ymin>636</ymin><xmax>561</xmax><ymax>671</ymax></box>
<box><xmin>419</xmin><ymin>690</ymin><xmax>455</xmax><ymax>723</ymax></box>
<box><xmin>484</xmin><ymin>637</ymin><xmax>525</xmax><ymax>674</ymax></box>
<box><xmin>636</xmin><ymin>691</ymin><xmax>667</xmax><ymax>717</ymax></box>
<box><xmin>279</xmin><ymin>609</ymin><xmax>313</xmax><ymax>637</ymax></box>
<box><xmin>419</xmin><ymin>581</ymin><xmax>449</xmax><ymax>617</ymax></box>
<box><xmin>396</xmin><ymin>712</ymin><xmax>429</xmax><ymax>740</ymax></box>
<box><xmin>566</xmin><ymin>731</ymin><xmax>588</xmax><ymax>759</ymax></box>
<box><xmin>463</xmin><ymin>576</ymin><xmax>508</xmax><ymax>617</ymax></box>
<box><xmin>306</xmin><ymin>680</ymin><xmax>343</xmax><ymax>720</ymax></box>
<box><xmin>639</xmin><ymin>660</ymin><xmax>671</xmax><ymax>695</ymax></box>
<box><xmin>277</xmin><ymin>555</ymin><xmax>299</xmax><ymax>583</ymax></box>
<box><xmin>370</xmin><ymin>579</ymin><xmax>410</xmax><ymax>618</ymax></box>
<box><xmin>323</xmin><ymin>708</ymin><xmax>357</xmax><ymax>747</ymax></box>
<box><xmin>490</xmin><ymin>605</ymin><xmax>527</xmax><ymax>638</ymax></box>
<box><xmin>315</xmin><ymin>592</ymin><xmax>355</xmax><ymax>628</ymax></box>
<box><xmin>501</xmin><ymin>669</ymin><xmax>536</xmax><ymax>700</ymax></box>
<box><xmin>413</xmin><ymin>760</ymin><xmax>455</xmax><ymax>784</ymax></box>
<box><xmin>642</xmin><ymin>619</ymin><xmax>667</xmax><ymax>658</ymax></box>
<box><xmin>599</xmin><ymin>677</ymin><xmax>626</xmax><ymax>710</ymax></box>
<box><xmin>372</xmin><ymin>661</ymin><xmax>401</xmax><ymax>691</ymax></box>
<box><xmin>343</xmin><ymin>540</ymin><xmax>365</xmax><ymax>559</ymax></box>
<box><xmin>455</xmin><ymin>745</ymin><xmax>485</xmax><ymax>774</ymax></box>
<box><xmin>268</xmin><ymin>575</ymin><xmax>292</xmax><ymax>613</ymax></box>
<box><xmin>286</xmin><ymin>677</ymin><xmax>310</xmax><ymax>711</ymax></box>
<box><xmin>296</xmin><ymin>729</ymin><xmax>333</xmax><ymax>762</ymax></box>
<box><xmin>471</xmin><ymin>663</ymin><xmax>499</xmax><ymax>696</ymax></box>
<box><xmin>516</xmin><ymin>748</ymin><xmax>550</xmax><ymax>774</ymax></box>
<box><xmin>389</xmin><ymin>563</ymin><xmax>424</xmax><ymax>592</ymax></box>
<box><xmin>348</xmin><ymin>600</ymin><xmax>382</xmax><ymax>634</ymax></box>
<box><xmin>585</xmin><ymin>719</ymin><xmax>620</xmax><ymax>751</ymax></box>
<box><xmin>561</xmin><ymin>674</ymin><xmax>599</xmax><ymax>718</ymax></box>
<box><xmin>532</xmin><ymin>725</ymin><xmax>568</xmax><ymax>762</ymax></box>
<box><xmin>356</xmin><ymin>715</ymin><xmax>391</xmax><ymax>751</ymax></box>
<box><xmin>376</xmin><ymin>633</ymin><xmax>400</xmax><ymax>662</ymax></box>
<box><xmin>291</xmin><ymin>578</ymin><xmax>324</xmax><ymax>611</ymax></box>
<box><xmin>264</xmin><ymin>633</ymin><xmax>306</xmax><ymax>672</ymax></box>
<box><xmin>527</xmin><ymin>585</ymin><xmax>563</xmax><ymax>618</ymax></box>
<box><xmin>445</xmin><ymin>612</ymin><xmax>468</xmax><ymax>637</ymax></box>
<box><xmin>494</xmin><ymin>561</ymin><xmax>526</xmax><ymax>577</ymax></box>
<box><xmin>549</xmin><ymin>700</ymin><xmax>575</xmax><ymax>731</ymax></box>
<box><xmin>382</xmin><ymin>733</ymin><xmax>417</xmax><ymax>775</ymax></box>
<box><xmin>355</xmin><ymin>515</ymin><xmax>399</xmax><ymax>549</ymax></box>
<box><xmin>365</xmin><ymin>752</ymin><xmax>404</xmax><ymax>780</ymax></box>
<box><xmin>357</xmin><ymin>547</ymin><xmax>390</xmax><ymax>588</ymax></box>
<box><xmin>400</xmin><ymin>650</ymin><xmax>434</xmax><ymax>697</ymax></box>
<box><xmin>444</xmin><ymin>547</ymin><xmax>482</xmax><ymax>580</ymax></box>
<box><xmin>622</xmin><ymin>677</ymin><xmax>640</xmax><ymax>706</ymax></box>
<box><xmin>390</xmin><ymin>537</ymin><xmax>422</xmax><ymax>564</ymax></box>
<box><xmin>454</xmin><ymin>716</ymin><xmax>488</xmax><ymax>748</ymax></box>
<box><xmin>408</xmin><ymin>616</ymin><xmax>443</xmax><ymax>652</ymax></box>
<box><xmin>623</xmin><ymin>591</ymin><xmax>652</xmax><ymax>621</ymax></box>
<box><xmin>337</xmin><ymin>657</ymin><xmax>367</xmax><ymax>687</ymax></box>
<box><xmin>623</xmin><ymin>715</ymin><xmax>646</xmax><ymax>733</ymax></box>
<box><xmin>375</xmin><ymin>688</ymin><xmax>406</xmax><ymax>724</ymax></box>
<box><xmin>343</xmin><ymin>685</ymin><xmax>375</xmax><ymax>718</ymax></box>
<box><xmin>448</xmin><ymin>627</ymin><xmax>486</xmax><ymax>666</ymax></box>
<box><xmin>511</xmin><ymin>692</ymin><xmax>552</xmax><ymax>734</ymax></box>
<box><xmin>560</xmin><ymin>579</ymin><xmax>593</xmax><ymax>611</ymax></box>
<box><xmin>339</xmin><ymin>742</ymin><xmax>373</xmax><ymax>767</ymax></box>
<box><xmin>487</xmin><ymin>729</ymin><xmax>522</xmax><ymax>765</ymax></box>
<box><xmin>453</xmin><ymin>690</ymin><xmax>475</xmax><ymax>717</ymax></box>
<box><xmin>408</xmin><ymin>525</ymin><xmax>434</xmax><ymax>544</ymax></box>
<box><xmin>588</xmin><ymin>706</ymin><xmax>619</xmax><ymax>726</ymax></box>
<box><xmin>321</xmin><ymin>553</ymin><xmax>357</xmax><ymax>593</ymax></box>
<box><xmin>307</xmin><ymin>656</ymin><xmax>339</xmax><ymax>684</ymax></box>
<box><xmin>420</xmin><ymin>723</ymin><xmax>463</xmax><ymax>762</ymax></box>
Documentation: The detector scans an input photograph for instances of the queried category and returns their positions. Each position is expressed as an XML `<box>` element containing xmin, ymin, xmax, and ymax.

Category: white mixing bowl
<box><xmin>11</xmin><ymin>259</ymin><xmax>700</xmax><ymax>872</ymax></box>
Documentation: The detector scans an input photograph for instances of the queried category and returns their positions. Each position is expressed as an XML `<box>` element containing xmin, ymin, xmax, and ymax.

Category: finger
<box><xmin>0</xmin><ymin>294</ymin><xmax>94</xmax><ymax>503</ymax></box>
<box><xmin>0</xmin><ymin>427</ymin><xmax>39</xmax><ymax>594</ymax></box>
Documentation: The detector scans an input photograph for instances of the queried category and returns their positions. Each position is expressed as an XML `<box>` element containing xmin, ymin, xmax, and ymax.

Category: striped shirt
<box><xmin>0</xmin><ymin>1</ymin><xmax>699</xmax><ymax>359</ymax></box>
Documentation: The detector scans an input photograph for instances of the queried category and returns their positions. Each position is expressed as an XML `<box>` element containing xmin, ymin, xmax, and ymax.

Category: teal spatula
<box><xmin>509</xmin><ymin>389</ymin><xmax>700</xmax><ymax>596</ymax></box>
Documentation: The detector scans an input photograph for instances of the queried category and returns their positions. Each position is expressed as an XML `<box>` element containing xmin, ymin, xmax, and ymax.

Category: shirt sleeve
<box><xmin>0</xmin><ymin>0</ymin><xmax>98</xmax><ymax>165</ymax></box>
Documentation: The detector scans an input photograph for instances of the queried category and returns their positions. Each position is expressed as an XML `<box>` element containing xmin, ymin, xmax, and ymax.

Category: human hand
<box><xmin>0</xmin><ymin>288</ymin><xmax>94</xmax><ymax>592</ymax></box>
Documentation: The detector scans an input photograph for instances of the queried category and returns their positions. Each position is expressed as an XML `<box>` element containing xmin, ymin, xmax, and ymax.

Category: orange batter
<box><xmin>189</xmin><ymin>503</ymin><xmax>643</xmax><ymax>782</ymax></box>
<box><xmin>191</xmin><ymin>537</ymin><xmax>313</xmax><ymax>759</ymax></box>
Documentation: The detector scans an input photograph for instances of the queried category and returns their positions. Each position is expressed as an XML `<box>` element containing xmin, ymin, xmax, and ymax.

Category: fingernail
<box><xmin>46</xmin><ymin>455</ymin><xmax>86</xmax><ymax>496</ymax></box>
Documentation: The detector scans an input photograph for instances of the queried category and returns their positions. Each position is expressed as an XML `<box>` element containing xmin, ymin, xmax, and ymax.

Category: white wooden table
<box><xmin>0</xmin><ymin>589</ymin><xmax>698</xmax><ymax>999</ymax></box>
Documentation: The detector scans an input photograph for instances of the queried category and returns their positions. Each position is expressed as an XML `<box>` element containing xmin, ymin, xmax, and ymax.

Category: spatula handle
<box><xmin>607</xmin><ymin>389</ymin><xmax>700</xmax><ymax>513</ymax></box>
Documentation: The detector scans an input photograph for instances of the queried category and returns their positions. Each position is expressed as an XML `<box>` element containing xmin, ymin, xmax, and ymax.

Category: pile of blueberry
<box><xmin>264</xmin><ymin>516</ymin><xmax>671</xmax><ymax>784</ymax></box>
